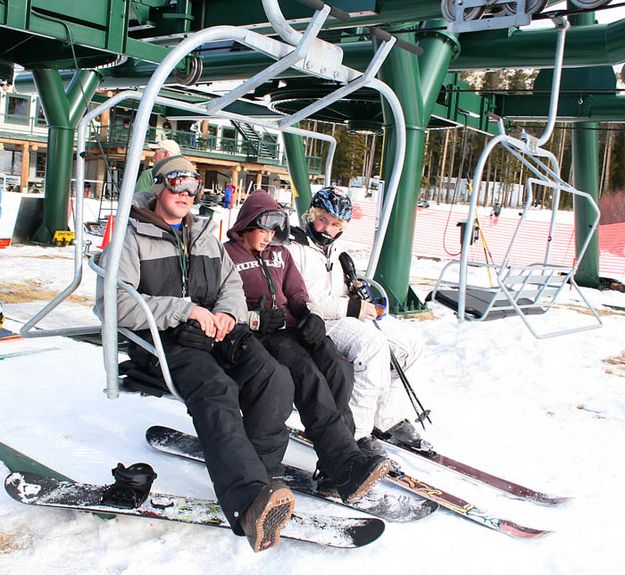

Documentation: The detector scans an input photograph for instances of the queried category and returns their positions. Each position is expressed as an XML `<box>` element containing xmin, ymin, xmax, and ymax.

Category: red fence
<box><xmin>343</xmin><ymin>200</ymin><xmax>625</xmax><ymax>280</ymax></box>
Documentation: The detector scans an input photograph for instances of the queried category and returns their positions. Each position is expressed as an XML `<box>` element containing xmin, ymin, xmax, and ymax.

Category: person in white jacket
<box><xmin>288</xmin><ymin>187</ymin><xmax>426</xmax><ymax>456</ymax></box>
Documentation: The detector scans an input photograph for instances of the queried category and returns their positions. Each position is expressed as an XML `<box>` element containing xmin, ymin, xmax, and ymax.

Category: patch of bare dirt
<box><xmin>15</xmin><ymin>254</ymin><xmax>73</xmax><ymax>260</ymax></box>
<box><xmin>0</xmin><ymin>530</ymin><xmax>29</xmax><ymax>554</ymax></box>
<box><xmin>409</xmin><ymin>276</ymin><xmax>436</xmax><ymax>287</ymax></box>
<box><xmin>0</xmin><ymin>282</ymin><xmax>92</xmax><ymax>305</ymax></box>
<box><xmin>555</xmin><ymin>303</ymin><xmax>625</xmax><ymax>317</ymax></box>
<box><xmin>602</xmin><ymin>351</ymin><xmax>625</xmax><ymax>377</ymax></box>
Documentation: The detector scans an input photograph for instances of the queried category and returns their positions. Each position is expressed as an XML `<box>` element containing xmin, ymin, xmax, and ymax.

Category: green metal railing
<box><xmin>90</xmin><ymin>125</ymin><xmax>322</xmax><ymax>173</ymax></box>
<box><xmin>0</xmin><ymin>113</ymin><xmax>323</xmax><ymax>179</ymax></box>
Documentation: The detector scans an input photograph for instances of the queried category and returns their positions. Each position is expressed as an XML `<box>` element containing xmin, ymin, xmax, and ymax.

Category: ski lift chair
<box><xmin>430</xmin><ymin>16</ymin><xmax>603</xmax><ymax>339</ymax></box>
<box><xmin>430</xmin><ymin>177</ymin><xmax>603</xmax><ymax>337</ymax></box>
<box><xmin>80</xmin><ymin>0</ymin><xmax>417</xmax><ymax>400</ymax></box>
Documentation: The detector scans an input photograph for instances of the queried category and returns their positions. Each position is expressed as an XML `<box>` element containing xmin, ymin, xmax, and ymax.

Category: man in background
<box><xmin>134</xmin><ymin>139</ymin><xmax>181</xmax><ymax>194</ymax></box>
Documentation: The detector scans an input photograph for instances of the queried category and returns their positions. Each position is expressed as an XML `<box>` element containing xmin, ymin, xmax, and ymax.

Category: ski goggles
<box><xmin>254</xmin><ymin>210</ymin><xmax>288</xmax><ymax>232</ymax></box>
<box><xmin>160</xmin><ymin>170</ymin><xmax>202</xmax><ymax>196</ymax></box>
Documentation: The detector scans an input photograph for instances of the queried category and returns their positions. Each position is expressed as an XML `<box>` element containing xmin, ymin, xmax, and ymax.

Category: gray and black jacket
<box><xmin>95</xmin><ymin>195</ymin><xmax>247</xmax><ymax>338</ymax></box>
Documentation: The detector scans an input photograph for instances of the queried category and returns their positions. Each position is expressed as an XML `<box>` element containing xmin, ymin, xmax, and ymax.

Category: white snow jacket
<box><xmin>288</xmin><ymin>228</ymin><xmax>423</xmax><ymax>438</ymax></box>
<box><xmin>287</xmin><ymin>230</ymin><xmax>359</xmax><ymax>320</ymax></box>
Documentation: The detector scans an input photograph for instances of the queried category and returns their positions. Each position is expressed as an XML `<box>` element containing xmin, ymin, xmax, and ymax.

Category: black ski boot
<box><xmin>377</xmin><ymin>420</ymin><xmax>433</xmax><ymax>452</ymax></box>
<box><xmin>356</xmin><ymin>435</ymin><xmax>387</xmax><ymax>458</ymax></box>
<box><xmin>101</xmin><ymin>462</ymin><xmax>157</xmax><ymax>509</ymax></box>
<box><xmin>312</xmin><ymin>467</ymin><xmax>339</xmax><ymax>498</ymax></box>
<box><xmin>335</xmin><ymin>455</ymin><xmax>390</xmax><ymax>503</ymax></box>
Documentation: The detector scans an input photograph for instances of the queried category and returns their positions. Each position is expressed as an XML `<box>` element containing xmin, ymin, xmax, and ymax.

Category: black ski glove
<box><xmin>297</xmin><ymin>307</ymin><xmax>326</xmax><ymax>348</ymax></box>
<box><xmin>213</xmin><ymin>323</ymin><xmax>254</xmax><ymax>367</ymax></box>
<box><xmin>249</xmin><ymin>295</ymin><xmax>286</xmax><ymax>335</ymax></box>
<box><xmin>174</xmin><ymin>320</ymin><xmax>215</xmax><ymax>351</ymax></box>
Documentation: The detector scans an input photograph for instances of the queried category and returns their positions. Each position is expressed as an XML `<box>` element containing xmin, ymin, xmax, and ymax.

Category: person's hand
<box><xmin>361</xmin><ymin>302</ymin><xmax>379</xmax><ymax>321</ymax></box>
<box><xmin>249</xmin><ymin>296</ymin><xmax>286</xmax><ymax>334</ymax></box>
<box><xmin>372</xmin><ymin>297</ymin><xmax>387</xmax><ymax>320</ymax></box>
<box><xmin>213</xmin><ymin>312</ymin><xmax>236</xmax><ymax>342</ymax></box>
<box><xmin>297</xmin><ymin>306</ymin><xmax>326</xmax><ymax>347</ymax></box>
<box><xmin>187</xmin><ymin>306</ymin><xmax>219</xmax><ymax>337</ymax></box>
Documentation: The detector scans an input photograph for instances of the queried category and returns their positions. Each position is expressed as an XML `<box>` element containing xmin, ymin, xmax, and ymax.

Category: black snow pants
<box><xmin>260</xmin><ymin>329</ymin><xmax>361</xmax><ymax>482</ymax></box>
<box><xmin>306</xmin><ymin>335</ymin><xmax>356</xmax><ymax>435</ymax></box>
<box><xmin>137</xmin><ymin>331</ymin><xmax>294</xmax><ymax>535</ymax></box>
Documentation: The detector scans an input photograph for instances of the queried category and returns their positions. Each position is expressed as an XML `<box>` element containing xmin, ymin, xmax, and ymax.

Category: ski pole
<box><xmin>387</xmin><ymin>344</ymin><xmax>432</xmax><ymax>429</ymax></box>
<box><xmin>338</xmin><ymin>252</ymin><xmax>432</xmax><ymax>427</ymax></box>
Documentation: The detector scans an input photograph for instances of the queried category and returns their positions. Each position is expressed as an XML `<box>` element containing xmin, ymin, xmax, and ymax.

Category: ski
<box><xmin>0</xmin><ymin>347</ymin><xmax>61</xmax><ymax>361</ymax></box>
<box><xmin>5</xmin><ymin>471</ymin><xmax>384</xmax><ymax>549</ymax></box>
<box><xmin>372</xmin><ymin>429</ymin><xmax>570</xmax><ymax>506</ymax></box>
<box><xmin>146</xmin><ymin>425</ymin><xmax>437</xmax><ymax>523</ymax></box>
<box><xmin>0</xmin><ymin>327</ymin><xmax>22</xmax><ymax>341</ymax></box>
<box><xmin>288</xmin><ymin>427</ymin><xmax>552</xmax><ymax>539</ymax></box>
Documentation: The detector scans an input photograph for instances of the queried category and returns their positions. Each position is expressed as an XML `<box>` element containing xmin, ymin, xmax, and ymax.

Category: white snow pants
<box><xmin>326</xmin><ymin>315</ymin><xmax>424</xmax><ymax>440</ymax></box>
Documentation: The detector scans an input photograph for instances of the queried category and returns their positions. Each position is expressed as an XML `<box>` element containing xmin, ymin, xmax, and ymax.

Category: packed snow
<box><xmin>1</xmin><ymin>236</ymin><xmax>625</xmax><ymax>574</ymax></box>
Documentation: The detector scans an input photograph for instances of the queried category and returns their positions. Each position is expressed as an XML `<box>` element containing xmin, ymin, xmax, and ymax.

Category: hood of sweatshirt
<box><xmin>227</xmin><ymin>190</ymin><xmax>289</xmax><ymax>244</ymax></box>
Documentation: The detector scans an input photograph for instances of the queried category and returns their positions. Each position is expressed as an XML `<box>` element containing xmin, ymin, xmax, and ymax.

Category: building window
<box><xmin>5</xmin><ymin>94</ymin><xmax>30</xmax><ymax>125</ymax></box>
<box><xmin>0</xmin><ymin>144</ymin><xmax>23</xmax><ymax>175</ymax></box>
<box><xmin>221</xmin><ymin>127</ymin><xmax>237</xmax><ymax>153</ymax></box>
<box><xmin>35</xmin><ymin>101</ymin><xmax>47</xmax><ymax>127</ymax></box>
<box><xmin>35</xmin><ymin>151</ymin><xmax>46</xmax><ymax>178</ymax></box>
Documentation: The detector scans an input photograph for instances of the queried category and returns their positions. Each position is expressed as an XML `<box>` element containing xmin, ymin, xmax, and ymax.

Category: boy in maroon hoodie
<box><xmin>224</xmin><ymin>190</ymin><xmax>390</xmax><ymax>502</ymax></box>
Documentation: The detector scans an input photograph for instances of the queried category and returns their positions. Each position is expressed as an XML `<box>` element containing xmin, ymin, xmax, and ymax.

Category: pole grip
<box><xmin>295</xmin><ymin>0</ymin><xmax>350</xmax><ymax>21</ymax></box>
<box><xmin>368</xmin><ymin>27</ymin><xmax>423</xmax><ymax>55</ymax></box>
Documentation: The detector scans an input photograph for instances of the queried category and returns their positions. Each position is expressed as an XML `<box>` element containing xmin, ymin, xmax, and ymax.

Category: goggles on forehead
<box><xmin>254</xmin><ymin>210</ymin><xmax>288</xmax><ymax>232</ymax></box>
<box><xmin>157</xmin><ymin>170</ymin><xmax>202</xmax><ymax>196</ymax></box>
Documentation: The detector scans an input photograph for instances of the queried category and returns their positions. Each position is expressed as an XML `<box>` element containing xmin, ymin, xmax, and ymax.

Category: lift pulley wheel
<box><xmin>441</xmin><ymin>0</ymin><xmax>485</xmax><ymax>22</ymax></box>
<box><xmin>501</xmin><ymin>0</ymin><xmax>548</xmax><ymax>16</ymax></box>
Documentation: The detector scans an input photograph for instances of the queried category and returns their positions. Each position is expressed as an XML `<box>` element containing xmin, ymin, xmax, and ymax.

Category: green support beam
<box><xmin>283</xmin><ymin>129</ymin><xmax>313</xmax><ymax>216</ymax></box>
<box><xmin>496</xmin><ymin>93</ymin><xmax>625</xmax><ymax>122</ymax></box>
<box><xmin>200</xmin><ymin>0</ymin><xmax>442</xmax><ymax>29</ymax></box>
<box><xmin>14</xmin><ymin>16</ymin><xmax>625</xmax><ymax>90</ymax></box>
<box><xmin>456</xmin><ymin>18</ymin><xmax>625</xmax><ymax>70</ymax></box>
<box><xmin>572</xmin><ymin>120</ymin><xmax>601</xmax><ymax>288</ymax></box>
<box><xmin>31</xmin><ymin>69</ymin><xmax>102</xmax><ymax>244</ymax></box>
<box><xmin>0</xmin><ymin>0</ymin><xmax>187</xmax><ymax>70</ymax></box>
<box><xmin>5</xmin><ymin>1</ymin><xmax>624</xmax><ymax>76</ymax></box>
<box><xmin>568</xmin><ymin>4</ymin><xmax>601</xmax><ymax>288</ymax></box>
<box><xmin>375</xmin><ymin>24</ymin><xmax>459</xmax><ymax>313</ymax></box>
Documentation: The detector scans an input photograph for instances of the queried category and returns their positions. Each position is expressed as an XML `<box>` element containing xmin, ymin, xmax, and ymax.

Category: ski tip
<box><xmin>424</xmin><ymin>499</ymin><xmax>439</xmax><ymax>517</ymax></box>
<box><xmin>345</xmin><ymin>517</ymin><xmax>385</xmax><ymax>547</ymax></box>
<box><xmin>145</xmin><ymin>425</ymin><xmax>170</xmax><ymax>439</ymax></box>
<box><xmin>145</xmin><ymin>425</ymin><xmax>184</xmax><ymax>445</ymax></box>
<box><xmin>286</xmin><ymin>514</ymin><xmax>385</xmax><ymax>548</ymax></box>
<box><xmin>501</xmin><ymin>521</ymin><xmax>553</xmax><ymax>539</ymax></box>
<box><xmin>5</xmin><ymin>471</ymin><xmax>47</xmax><ymax>503</ymax></box>
<box><xmin>4</xmin><ymin>471</ymin><xmax>20</xmax><ymax>489</ymax></box>
<box><xmin>531</xmin><ymin>494</ymin><xmax>572</xmax><ymax>507</ymax></box>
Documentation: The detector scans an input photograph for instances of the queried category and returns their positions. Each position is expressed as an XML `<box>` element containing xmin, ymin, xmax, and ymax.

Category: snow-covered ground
<box><xmin>2</xmin><ymin>242</ymin><xmax>625</xmax><ymax>574</ymax></box>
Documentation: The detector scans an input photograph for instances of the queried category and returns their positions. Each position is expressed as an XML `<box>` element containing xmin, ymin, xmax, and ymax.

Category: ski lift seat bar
<box><xmin>430</xmin><ymin>260</ymin><xmax>602</xmax><ymax>338</ymax></box>
<box><xmin>429</xmin><ymin>288</ymin><xmax>547</xmax><ymax>321</ymax></box>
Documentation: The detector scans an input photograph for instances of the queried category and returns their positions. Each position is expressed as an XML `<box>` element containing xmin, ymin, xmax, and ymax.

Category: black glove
<box><xmin>174</xmin><ymin>320</ymin><xmax>215</xmax><ymax>351</ymax></box>
<box><xmin>250</xmin><ymin>296</ymin><xmax>286</xmax><ymax>335</ymax></box>
<box><xmin>213</xmin><ymin>323</ymin><xmax>254</xmax><ymax>366</ymax></box>
<box><xmin>297</xmin><ymin>307</ymin><xmax>326</xmax><ymax>348</ymax></box>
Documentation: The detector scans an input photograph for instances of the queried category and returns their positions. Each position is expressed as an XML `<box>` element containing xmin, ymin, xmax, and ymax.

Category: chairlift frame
<box><xmin>431</xmin><ymin>16</ymin><xmax>603</xmax><ymax>338</ymax></box>
<box><xmin>20</xmin><ymin>0</ymin><xmax>411</xmax><ymax>400</ymax></box>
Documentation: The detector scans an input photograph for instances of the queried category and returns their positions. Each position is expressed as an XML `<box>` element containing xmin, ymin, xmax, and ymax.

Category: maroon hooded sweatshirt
<box><xmin>224</xmin><ymin>190</ymin><xmax>309</xmax><ymax>327</ymax></box>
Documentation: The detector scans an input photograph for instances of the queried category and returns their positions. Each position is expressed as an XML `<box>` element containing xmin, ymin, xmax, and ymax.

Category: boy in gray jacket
<box><xmin>96</xmin><ymin>156</ymin><xmax>295</xmax><ymax>552</ymax></box>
